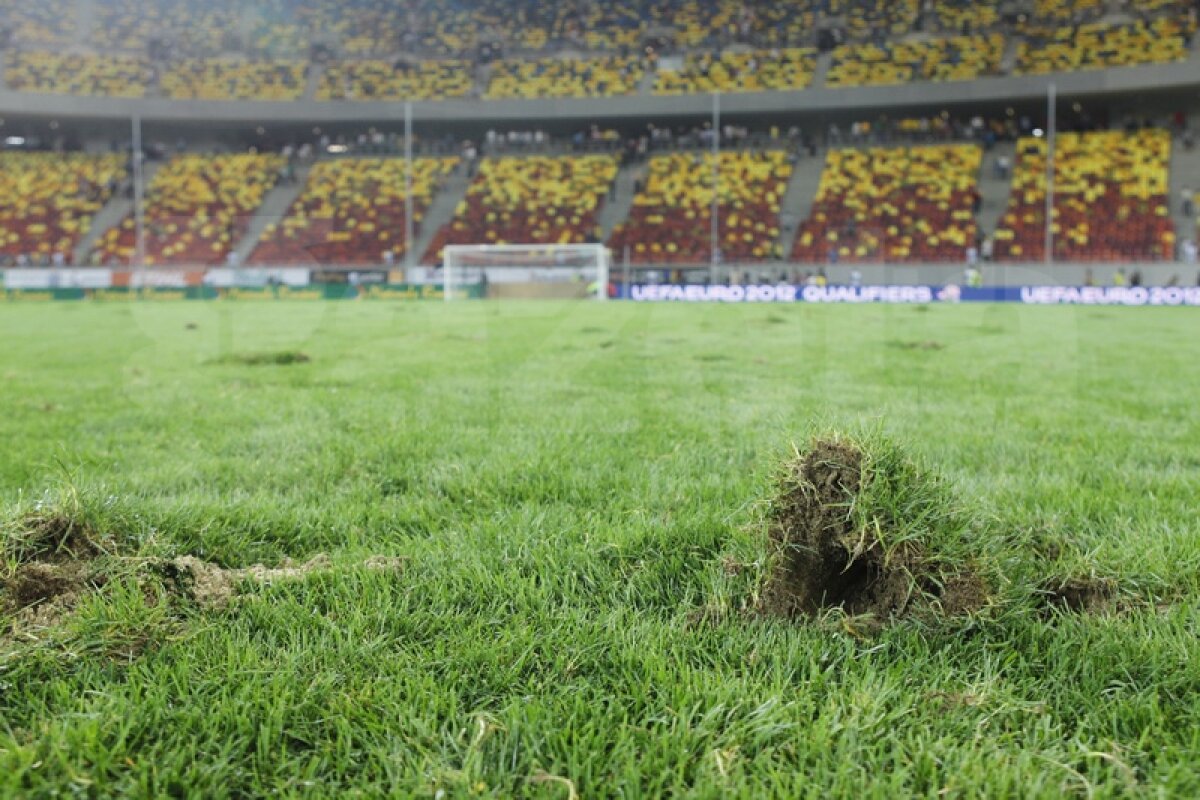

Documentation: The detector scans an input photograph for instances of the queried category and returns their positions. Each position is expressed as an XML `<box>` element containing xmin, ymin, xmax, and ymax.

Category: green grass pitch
<box><xmin>1</xmin><ymin>300</ymin><xmax>1199</xmax><ymax>797</ymax></box>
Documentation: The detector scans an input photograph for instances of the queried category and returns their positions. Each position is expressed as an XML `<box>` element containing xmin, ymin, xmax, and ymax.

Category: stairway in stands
<box><xmin>597</xmin><ymin>161</ymin><xmax>638</xmax><ymax>244</ymax></box>
<box><xmin>410</xmin><ymin>162</ymin><xmax>473</xmax><ymax>266</ymax></box>
<box><xmin>72</xmin><ymin>160</ymin><xmax>161</xmax><ymax>265</ymax></box>
<box><xmin>230</xmin><ymin>164</ymin><xmax>311</xmax><ymax>264</ymax></box>
<box><xmin>975</xmin><ymin>141</ymin><xmax>1017</xmax><ymax>245</ymax></box>
<box><xmin>1169</xmin><ymin>131</ymin><xmax>1200</xmax><ymax>249</ymax></box>
<box><xmin>74</xmin><ymin>0</ymin><xmax>95</xmax><ymax>44</ymax></box>
<box><xmin>776</xmin><ymin>150</ymin><xmax>825</xmax><ymax>256</ymax></box>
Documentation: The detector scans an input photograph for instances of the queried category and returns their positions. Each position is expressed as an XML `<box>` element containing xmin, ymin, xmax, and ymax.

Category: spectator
<box><xmin>1182</xmin><ymin>239</ymin><xmax>1198</xmax><ymax>265</ymax></box>
<box><xmin>994</xmin><ymin>154</ymin><xmax>1010</xmax><ymax>180</ymax></box>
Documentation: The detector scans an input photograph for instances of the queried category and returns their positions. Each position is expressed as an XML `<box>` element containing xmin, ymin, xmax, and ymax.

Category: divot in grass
<box><xmin>211</xmin><ymin>350</ymin><xmax>312</xmax><ymax>366</ymax></box>
<box><xmin>2</xmin><ymin>510</ymin><xmax>404</xmax><ymax>648</ymax></box>
<box><xmin>159</xmin><ymin>554</ymin><xmax>405</xmax><ymax>610</ymax></box>
<box><xmin>1038</xmin><ymin>574</ymin><xmax>1119</xmax><ymax>614</ymax></box>
<box><xmin>887</xmin><ymin>339</ymin><xmax>946</xmax><ymax>351</ymax></box>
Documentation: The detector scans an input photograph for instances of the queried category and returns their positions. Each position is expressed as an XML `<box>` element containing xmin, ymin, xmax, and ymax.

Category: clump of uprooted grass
<box><xmin>761</xmin><ymin>432</ymin><xmax>992</xmax><ymax>623</ymax></box>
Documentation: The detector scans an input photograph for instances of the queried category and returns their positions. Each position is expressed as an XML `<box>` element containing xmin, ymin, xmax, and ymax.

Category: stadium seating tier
<box><xmin>0</xmin><ymin>153</ymin><xmax>126</xmax><ymax>261</ymax></box>
<box><xmin>654</xmin><ymin>49</ymin><xmax>816</xmax><ymax>95</ymax></box>
<box><xmin>251</xmin><ymin>157</ymin><xmax>459</xmax><ymax>265</ymax></box>
<box><xmin>424</xmin><ymin>155</ymin><xmax>618</xmax><ymax>263</ymax></box>
<box><xmin>993</xmin><ymin>130</ymin><xmax>1175</xmax><ymax>262</ymax></box>
<box><xmin>92</xmin><ymin>154</ymin><xmax>285</xmax><ymax>266</ymax></box>
<box><xmin>608</xmin><ymin>150</ymin><xmax>792</xmax><ymax>264</ymax></box>
<box><xmin>791</xmin><ymin>145</ymin><xmax>983</xmax><ymax>263</ymax></box>
<box><xmin>5</xmin><ymin>52</ymin><xmax>153</xmax><ymax>98</ymax></box>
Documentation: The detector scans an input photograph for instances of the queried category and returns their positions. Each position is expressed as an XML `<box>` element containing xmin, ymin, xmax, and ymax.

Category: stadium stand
<box><xmin>931</xmin><ymin>0</ymin><xmax>1000</xmax><ymax>33</ymax></box>
<box><xmin>91</xmin><ymin>0</ymin><xmax>240</xmax><ymax>55</ymax></box>
<box><xmin>791</xmin><ymin>144</ymin><xmax>983</xmax><ymax>263</ymax></box>
<box><xmin>838</xmin><ymin>0</ymin><xmax>920</xmax><ymax>40</ymax></box>
<box><xmin>161</xmin><ymin>59</ymin><xmax>307</xmax><ymax>101</ymax></box>
<box><xmin>423</xmin><ymin>155</ymin><xmax>618</xmax><ymax>262</ymax></box>
<box><xmin>654</xmin><ymin>48</ymin><xmax>817</xmax><ymax>94</ymax></box>
<box><xmin>826</xmin><ymin>34</ymin><xmax>1005</xmax><ymax>87</ymax></box>
<box><xmin>1015</xmin><ymin>18</ymin><xmax>1192</xmax><ymax>74</ymax></box>
<box><xmin>92</xmin><ymin>154</ymin><xmax>284</xmax><ymax>266</ymax></box>
<box><xmin>0</xmin><ymin>0</ymin><xmax>76</xmax><ymax>45</ymax></box>
<box><xmin>608</xmin><ymin>150</ymin><xmax>791</xmax><ymax>264</ymax></box>
<box><xmin>316</xmin><ymin>60</ymin><xmax>473</xmax><ymax>101</ymax></box>
<box><xmin>484</xmin><ymin>57</ymin><xmax>645</xmax><ymax>100</ymax></box>
<box><xmin>248</xmin><ymin>19</ymin><xmax>310</xmax><ymax>58</ymax></box>
<box><xmin>1012</xmin><ymin>17</ymin><xmax>1190</xmax><ymax>74</ymax></box>
<box><xmin>250</xmin><ymin>157</ymin><xmax>459</xmax><ymax>265</ymax></box>
<box><xmin>0</xmin><ymin>0</ymin><xmax>1193</xmax><ymax>106</ymax></box>
<box><xmin>992</xmin><ymin>130</ymin><xmax>1175</xmax><ymax>262</ymax></box>
<box><xmin>0</xmin><ymin>153</ymin><xmax>126</xmax><ymax>263</ymax></box>
<box><xmin>1025</xmin><ymin>0</ymin><xmax>1105</xmax><ymax>26</ymax></box>
<box><xmin>4</xmin><ymin>52</ymin><xmax>154</xmax><ymax>98</ymax></box>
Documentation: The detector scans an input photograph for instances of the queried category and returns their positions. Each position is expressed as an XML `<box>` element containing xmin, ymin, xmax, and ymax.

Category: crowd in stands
<box><xmin>423</xmin><ymin>155</ymin><xmax>618</xmax><ymax>262</ymax></box>
<box><xmin>826</xmin><ymin>34</ymin><xmax>1004</xmax><ymax>87</ymax></box>
<box><xmin>608</xmin><ymin>150</ymin><xmax>791</xmax><ymax>263</ymax></box>
<box><xmin>0</xmin><ymin>153</ymin><xmax>125</xmax><ymax>265</ymax></box>
<box><xmin>483</xmin><ymin>57</ymin><xmax>645</xmax><ymax>100</ymax></box>
<box><xmin>791</xmin><ymin>144</ymin><xmax>983</xmax><ymax>263</ymax></box>
<box><xmin>654</xmin><ymin>48</ymin><xmax>816</xmax><ymax>94</ymax></box>
<box><xmin>92</xmin><ymin>154</ymin><xmax>284</xmax><ymax>266</ymax></box>
<box><xmin>91</xmin><ymin>0</ymin><xmax>240</xmax><ymax>55</ymax></box>
<box><xmin>316</xmin><ymin>59</ymin><xmax>473</xmax><ymax>101</ymax></box>
<box><xmin>251</xmin><ymin>156</ymin><xmax>458</xmax><ymax>264</ymax></box>
<box><xmin>0</xmin><ymin>0</ymin><xmax>1192</xmax><ymax>101</ymax></box>
<box><xmin>161</xmin><ymin>59</ymin><xmax>308</xmax><ymax>101</ymax></box>
<box><xmin>5</xmin><ymin>52</ymin><xmax>154</xmax><ymax>98</ymax></box>
<box><xmin>2</xmin><ymin>111</ymin><xmax>1196</xmax><ymax>269</ymax></box>
<box><xmin>992</xmin><ymin>130</ymin><xmax>1175</xmax><ymax>261</ymax></box>
<box><xmin>0</xmin><ymin>0</ymin><xmax>75</xmax><ymax>46</ymax></box>
<box><xmin>1015</xmin><ymin>17</ymin><xmax>1192</xmax><ymax>74</ymax></box>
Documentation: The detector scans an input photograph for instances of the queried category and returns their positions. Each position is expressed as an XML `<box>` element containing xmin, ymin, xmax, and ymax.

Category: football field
<box><xmin>2</xmin><ymin>300</ymin><xmax>1198</xmax><ymax>797</ymax></box>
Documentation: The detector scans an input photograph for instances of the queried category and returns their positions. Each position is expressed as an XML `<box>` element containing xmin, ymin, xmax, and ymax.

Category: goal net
<box><xmin>443</xmin><ymin>244</ymin><xmax>610</xmax><ymax>301</ymax></box>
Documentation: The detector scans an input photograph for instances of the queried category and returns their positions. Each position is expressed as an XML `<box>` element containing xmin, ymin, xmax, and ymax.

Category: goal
<box><xmin>442</xmin><ymin>244</ymin><xmax>611</xmax><ymax>301</ymax></box>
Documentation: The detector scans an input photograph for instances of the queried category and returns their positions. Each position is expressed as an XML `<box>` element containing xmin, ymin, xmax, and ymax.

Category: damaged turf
<box><xmin>1</xmin><ymin>512</ymin><xmax>113</xmax><ymax>637</ymax></box>
<box><xmin>1038</xmin><ymin>575</ymin><xmax>1119</xmax><ymax>614</ymax></box>
<box><xmin>157</xmin><ymin>554</ymin><xmax>404</xmax><ymax>609</ymax></box>
<box><xmin>212</xmin><ymin>350</ymin><xmax>312</xmax><ymax>366</ymax></box>
<box><xmin>2</xmin><ymin>512</ymin><xmax>404</xmax><ymax>648</ymax></box>
<box><xmin>761</xmin><ymin>435</ymin><xmax>989</xmax><ymax>621</ymax></box>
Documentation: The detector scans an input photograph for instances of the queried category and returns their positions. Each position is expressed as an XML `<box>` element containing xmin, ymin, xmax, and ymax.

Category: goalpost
<box><xmin>442</xmin><ymin>244</ymin><xmax>611</xmax><ymax>301</ymax></box>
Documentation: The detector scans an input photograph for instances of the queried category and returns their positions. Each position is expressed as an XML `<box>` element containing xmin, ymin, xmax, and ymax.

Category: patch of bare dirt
<box><xmin>158</xmin><ymin>553</ymin><xmax>405</xmax><ymax>609</ymax></box>
<box><xmin>2</xmin><ymin>515</ymin><xmax>110</xmax><ymax>638</ymax></box>
<box><xmin>214</xmin><ymin>350</ymin><xmax>312</xmax><ymax>366</ymax></box>
<box><xmin>888</xmin><ymin>340</ymin><xmax>945</xmax><ymax>351</ymax></box>
<box><xmin>1038</xmin><ymin>576</ymin><xmax>1118</xmax><ymax>615</ymax></box>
